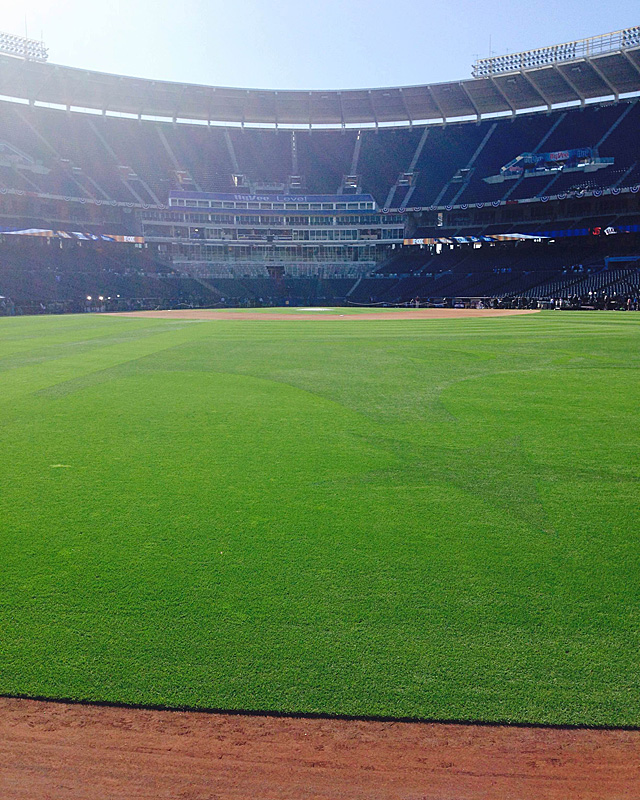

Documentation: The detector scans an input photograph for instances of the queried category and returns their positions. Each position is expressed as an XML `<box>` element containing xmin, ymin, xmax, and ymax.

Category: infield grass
<box><xmin>0</xmin><ymin>310</ymin><xmax>639</xmax><ymax>726</ymax></box>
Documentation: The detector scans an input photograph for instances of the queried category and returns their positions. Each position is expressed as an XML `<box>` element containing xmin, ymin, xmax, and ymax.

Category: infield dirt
<box><xmin>1</xmin><ymin>698</ymin><xmax>639</xmax><ymax>799</ymax></box>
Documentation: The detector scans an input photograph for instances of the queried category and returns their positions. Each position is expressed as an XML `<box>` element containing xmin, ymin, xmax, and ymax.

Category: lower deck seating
<box><xmin>1</xmin><ymin>237</ymin><xmax>639</xmax><ymax>314</ymax></box>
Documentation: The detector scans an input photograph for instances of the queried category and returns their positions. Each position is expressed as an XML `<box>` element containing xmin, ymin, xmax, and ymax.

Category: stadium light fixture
<box><xmin>0</xmin><ymin>31</ymin><xmax>48</xmax><ymax>62</ymax></box>
<box><xmin>472</xmin><ymin>26</ymin><xmax>640</xmax><ymax>78</ymax></box>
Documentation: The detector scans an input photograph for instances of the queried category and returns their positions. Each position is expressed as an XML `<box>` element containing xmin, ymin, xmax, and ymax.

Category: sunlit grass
<box><xmin>0</xmin><ymin>311</ymin><xmax>638</xmax><ymax>725</ymax></box>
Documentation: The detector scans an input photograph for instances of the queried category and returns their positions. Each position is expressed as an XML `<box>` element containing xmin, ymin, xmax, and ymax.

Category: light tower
<box><xmin>0</xmin><ymin>31</ymin><xmax>48</xmax><ymax>62</ymax></box>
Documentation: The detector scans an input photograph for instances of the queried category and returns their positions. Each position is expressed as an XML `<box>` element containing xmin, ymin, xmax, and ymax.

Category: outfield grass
<box><xmin>0</xmin><ymin>311</ymin><xmax>639</xmax><ymax>726</ymax></box>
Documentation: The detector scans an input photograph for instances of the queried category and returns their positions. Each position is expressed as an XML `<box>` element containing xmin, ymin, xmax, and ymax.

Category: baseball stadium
<box><xmin>1</xmin><ymin>16</ymin><xmax>640</xmax><ymax>799</ymax></box>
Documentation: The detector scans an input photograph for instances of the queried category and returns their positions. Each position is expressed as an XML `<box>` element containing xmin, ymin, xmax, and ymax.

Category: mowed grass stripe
<box><xmin>0</xmin><ymin>311</ymin><xmax>639</xmax><ymax>726</ymax></box>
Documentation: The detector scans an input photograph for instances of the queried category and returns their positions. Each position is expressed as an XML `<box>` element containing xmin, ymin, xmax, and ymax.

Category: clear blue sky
<box><xmin>4</xmin><ymin>0</ymin><xmax>639</xmax><ymax>89</ymax></box>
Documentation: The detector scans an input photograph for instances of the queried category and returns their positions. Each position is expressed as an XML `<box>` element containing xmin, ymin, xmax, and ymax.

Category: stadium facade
<box><xmin>0</xmin><ymin>27</ymin><xmax>640</xmax><ymax>312</ymax></box>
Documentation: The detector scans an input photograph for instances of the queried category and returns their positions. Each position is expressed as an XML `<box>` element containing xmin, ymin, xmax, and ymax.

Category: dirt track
<box><xmin>108</xmin><ymin>308</ymin><xmax>538</xmax><ymax>321</ymax></box>
<box><xmin>1</xmin><ymin>698</ymin><xmax>638</xmax><ymax>799</ymax></box>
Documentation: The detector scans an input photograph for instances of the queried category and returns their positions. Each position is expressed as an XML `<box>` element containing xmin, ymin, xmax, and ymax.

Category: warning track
<box><xmin>1</xmin><ymin>698</ymin><xmax>638</xmax><ymax>799</ymax></box>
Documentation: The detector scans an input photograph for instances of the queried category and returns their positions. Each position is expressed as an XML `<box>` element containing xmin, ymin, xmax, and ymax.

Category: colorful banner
<box><xmin>0</xmin><ymin>228</ymin><xmax>144</xmax><ymax>243</ymax></box>
<box><xmin>404</xmin><ymin>224</ymin><xmax>640</xmax><ymax>245</ymax></box>
<box><xmin>403</xmin><ymin>233</ymin><xmax>546</xmax><ymax>245</ymax></box>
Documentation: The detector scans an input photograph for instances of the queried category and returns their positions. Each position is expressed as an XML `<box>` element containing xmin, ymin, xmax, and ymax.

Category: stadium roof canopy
<box><xmin>0</xmin><ymin>43</ymin><xmax>639</xmax><ymax>128</ymax></box>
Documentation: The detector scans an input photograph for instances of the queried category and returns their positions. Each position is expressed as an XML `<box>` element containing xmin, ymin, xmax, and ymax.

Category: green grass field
<box><xmin>1</xmin><ymin>310</ymin><xmax>639</xmax><ymax>726</ymax></box>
